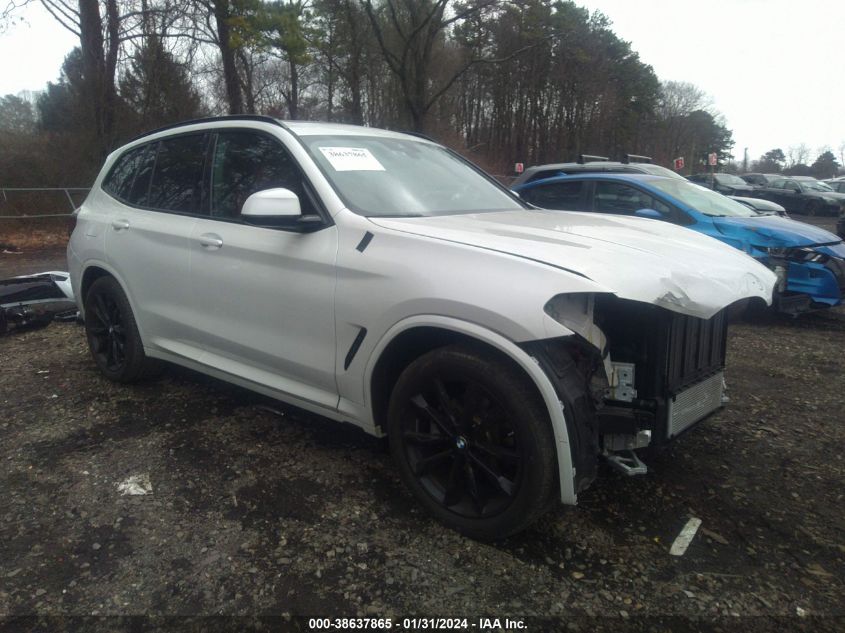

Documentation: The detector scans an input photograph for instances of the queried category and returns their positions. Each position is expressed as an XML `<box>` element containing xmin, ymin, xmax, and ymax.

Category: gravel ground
<box><xmin>0</xmin><ymin>246</ymin><xmax>68</xmax><ymax>278</ymax></box>
<box><xmin>1</xmin><ymin>227</ymin><xmax>844</xmax><ymax>632</ymax></box>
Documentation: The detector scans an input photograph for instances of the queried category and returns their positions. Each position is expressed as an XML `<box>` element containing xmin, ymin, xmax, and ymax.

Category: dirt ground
<box><xmin>1</xmin><ymin>228</ymin><xmax>844</xmax><ymax>632</ymax></box>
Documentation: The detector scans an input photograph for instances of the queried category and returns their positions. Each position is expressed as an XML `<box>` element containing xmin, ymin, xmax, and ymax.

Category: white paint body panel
<box><xmin>67</xmin><ymin>119</ymin><xmax>777</xmax><ymax>506</ymax></box>
<box><xmin>369</xmin><ymin>210</ymin><xmax>775</xmax><ymax>320</ymax></box>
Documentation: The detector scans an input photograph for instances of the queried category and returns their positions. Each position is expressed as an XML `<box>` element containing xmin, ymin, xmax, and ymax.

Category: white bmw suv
<box><xmin>69</xmin><ymin>116</ymin><xmax>775</xmax><ymax>539</ymax></box>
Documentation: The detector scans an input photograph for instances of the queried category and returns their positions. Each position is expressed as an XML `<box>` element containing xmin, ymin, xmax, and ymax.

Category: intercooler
<box><xmin>595</xmin><ymin>296</ymin><xmax>729</xmax><ymax>442</ymax></box>
<box><xmin>666</xmin><ymin>370</ymin><xmax>725</xmax><ymax>438</ymax></box>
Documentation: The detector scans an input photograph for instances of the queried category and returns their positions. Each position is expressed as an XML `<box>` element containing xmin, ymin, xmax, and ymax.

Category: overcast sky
<box><xmin>579</xmin><ymin>0</ymin><xmax>844</xmax><ymax>164</ymax></box>
<box><xmin>1</xmin><ymin>0</ymin><xmax>843</xmax><ymax>165</ymax></box>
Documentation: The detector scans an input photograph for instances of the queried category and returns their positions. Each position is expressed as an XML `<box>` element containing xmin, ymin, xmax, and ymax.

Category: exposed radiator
<box><xmin>666</xmin><ymin>371</ymin><xmax>724</xmax><ymax>438</ymax></box>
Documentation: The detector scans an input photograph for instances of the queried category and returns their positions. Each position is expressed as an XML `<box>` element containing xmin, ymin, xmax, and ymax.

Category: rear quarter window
<box><xmin>102</xmin><ymin>146</ymin><xmax>147</xmax><ymax>202</ymax></box>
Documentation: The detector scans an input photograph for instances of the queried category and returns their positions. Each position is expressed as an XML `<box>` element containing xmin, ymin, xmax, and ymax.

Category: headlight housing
<box><xmin>760</xmin><ymin>246</ymin><xmax>827</xmax><ymax>263</ymax></box>
<box><xmin>762</xmin><ymin>246</ymin><xmax>788</xmax><ymax>258</ymax></box>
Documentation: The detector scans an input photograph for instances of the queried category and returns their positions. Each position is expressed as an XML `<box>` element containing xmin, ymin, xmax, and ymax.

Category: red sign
<box><xmin>514</xmin><ymin>162</ymin><xmax>524</xmax><ymax>174</ymax></box>
<box><xmin>673</xmin><ymin>157</ymin><xmax>685</xmax><ymax>170</ymax></box>
<box><xmin>708</xmin><ymin>153</ymin><xmax>718</xmax><ymax>166</ymax></box>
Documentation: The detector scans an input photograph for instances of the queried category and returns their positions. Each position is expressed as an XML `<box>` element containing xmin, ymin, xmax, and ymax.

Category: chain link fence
<box><xmin>0</xmin><ymin>188</ymin><xmax>90</xmax><ymax>220</ymax></box>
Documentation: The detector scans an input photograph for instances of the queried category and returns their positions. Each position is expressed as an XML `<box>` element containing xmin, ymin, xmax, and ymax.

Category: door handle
<box><xmin>111</xmin><ymin>219</ymin><xmax>130</xmax><ymax>231</ymax></box>
<box><xmin>198</xmin><ymin>233</ymin><xmax>223</xmax><ymax>249</ymax></box>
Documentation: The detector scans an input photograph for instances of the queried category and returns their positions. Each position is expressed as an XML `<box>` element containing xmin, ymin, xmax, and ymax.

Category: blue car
<box><xmin>513</xmin><ymin>173</ymin><xmax>845</xmax><ymax>314</ymax></box>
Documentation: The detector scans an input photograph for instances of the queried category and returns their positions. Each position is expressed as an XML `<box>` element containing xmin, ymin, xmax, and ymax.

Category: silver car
<box><xmin>68</xmin><ymin>116</ymin><xmax>775</xmax><ymax>538</ymax></box>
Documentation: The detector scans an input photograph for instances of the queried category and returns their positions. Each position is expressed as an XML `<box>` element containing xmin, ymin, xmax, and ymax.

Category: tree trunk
<box><xmin>238</xmin><ymin>49</ymin><xmax>255</xmax><ymax>113</ymax></box>
<box><xmin>288</xmin><ymin>59</ymin><xmax>299</xmax><ymax>119</ymax></box>
<box><xmin>103</xmin><ymin>0</ymin><xmax>119</xmax><ymax>147</ymax></box>
<box><xmin>214</xmin><ymin>0</ymin><xmax>243</xmax><ymax>114</ymax></box>
<box><xmin>78</xmin><ymin>0</ymin><xmax>107</xmax><ymax>152</ymax></box>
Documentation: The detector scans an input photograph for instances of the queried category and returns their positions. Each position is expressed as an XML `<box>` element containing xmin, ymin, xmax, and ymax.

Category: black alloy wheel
<box><xmin>83</xmin><ymin>276</ymin><xmax>162</xmax><ymax>382</ymax></box>
<box><xmin>86</xmin><ymin>289</ymin><xmax>127</xmax><ymax>372</ymax></box>
<box><xmin>387</xmin><ymin>345</ymin><xmax>557</xmax><ymax>540</ymax></box>
<box><xmin>402</xmin><ymin>378</ymin><xmax>522</xmax><ymax>519</ymax></box>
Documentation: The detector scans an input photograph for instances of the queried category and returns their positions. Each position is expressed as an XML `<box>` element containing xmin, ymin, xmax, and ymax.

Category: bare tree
<box><xmin>360</xmin><ymin>0</ymin><xmax>538</xmax><ymax>132</ymax></box>
<box><xmin>792</xmin><ymin>143</ymin><xmax>810</xmax><ymax>166</ymax></box>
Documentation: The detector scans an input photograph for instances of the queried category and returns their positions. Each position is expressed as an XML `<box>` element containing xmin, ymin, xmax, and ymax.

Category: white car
<box><xmin>68</xmin><ymin>116</ymin><xmax>776</xmax><ymax>539</ymax></box>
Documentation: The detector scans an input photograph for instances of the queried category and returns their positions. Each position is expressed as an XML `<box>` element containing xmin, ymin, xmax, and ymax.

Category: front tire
<box><xmin>804</xmin><ymin>200</ymin><xmax>820</xmax><ymax>216</ymax></box>
<box><xmin>387</xmin><ymin>345</ymin><xmax>557</xmax><ymax>540</ymax></box>
<box><xmin>84</xmin><ymin>276</ymin><xmax>162</xmax><ymax>382</ymax></box>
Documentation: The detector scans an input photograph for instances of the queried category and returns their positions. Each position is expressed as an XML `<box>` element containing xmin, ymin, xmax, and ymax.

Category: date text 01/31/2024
<box><xmin>307</xmin><ymin>617</ymin><xmax>528</xmax><ymax>630</ymax></box>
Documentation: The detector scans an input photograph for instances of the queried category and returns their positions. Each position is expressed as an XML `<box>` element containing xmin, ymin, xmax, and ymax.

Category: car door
<box><xmin>760</xmin><ymin>179</ymin><xmax>786</xmax><ymax>207</ymax></box>
<box><xmin>103</xmin><ymin>134</ymin><xmax>207</xmax><ymax>359</ymax></box>
<box><xmin>777</xmin><ymin>180</ymin><xmax>804</xmax><ymax>212</ymax></box>
<box><xmin>188</xmin><ymin>128</ymin><xmax>339</xmax><ymax>410</ymax></box>
<box><xmin>591</xmin><ymin>179</ymin><xmax>690</xmax><ymax>218</ymax></box>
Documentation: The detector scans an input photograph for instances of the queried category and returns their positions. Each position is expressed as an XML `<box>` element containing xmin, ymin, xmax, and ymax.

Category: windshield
<box><xmin>302</xmin><ymin>135</ymin><xmax>525</xmax><ymax>217</ymax></box>
<box><xmin>800</xmin><ymin>180</ymin><xmax>834</xmax><ymax>192</ymax></box>
<box><xmin>717</xmin><ymin>174</ymin><xmax>748</xmax><ymax>185</ymax></box>
<box><xmin>647</xmin><ymin>179</ymin><xmax>758</xmax><ymax>217</ymax></box>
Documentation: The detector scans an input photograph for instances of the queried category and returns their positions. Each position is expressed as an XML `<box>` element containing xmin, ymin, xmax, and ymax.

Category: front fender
<box><xmin>363</xmin><ymin>314</ymin><xmax>579</xmax><ymax>505</ymax></box>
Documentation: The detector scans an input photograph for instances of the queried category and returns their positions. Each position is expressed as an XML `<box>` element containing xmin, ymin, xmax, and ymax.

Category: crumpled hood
<box><xmin>725</xmin><ymin>185</ymin><xmax>754</xmax><ymax>194</ymax></box>
<box><xmin>729</xmin><ymin>196</ymin><xmax>785</xmax><ymax>214</ymax></box>
<box><xmin>370</xmin><ymin>209</ymin><xmax>776</xmax><ymax>319</ymax></box>
<box><xmin>711</xmin><ymin>215</ymin><xmax>842</xmax><ymax>248</ymax></box>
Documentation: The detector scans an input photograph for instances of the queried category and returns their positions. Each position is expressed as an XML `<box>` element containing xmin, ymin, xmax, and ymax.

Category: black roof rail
<box><xmin>623</xmin><ymin>153</ymin><xmax>652</xmax><ymax>164</ymax></box>
<box><xmin>127</xmin><ymin>115</ymin><xmax>285</xmax><ymax>143</ymax></box>
<box><xmin>578</xmin><ymin>154</ymin><xmax>608</xmax><ymax>164</ymax></box>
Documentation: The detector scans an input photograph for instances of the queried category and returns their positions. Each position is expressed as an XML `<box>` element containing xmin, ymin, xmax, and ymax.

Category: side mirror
<box><xmin>241</xmin><ymin>188</ymin><xmax>323</xmax><ymax>232</ymax></box>
<box><xmin>242</xmin><ymin>188</ymin><xmax>301</xmax><ymax>219</ymax></box>
<box><xmin>634</xmin><ymin>208</ymin><xmax>664</xmax><ymax>220</ymax></box>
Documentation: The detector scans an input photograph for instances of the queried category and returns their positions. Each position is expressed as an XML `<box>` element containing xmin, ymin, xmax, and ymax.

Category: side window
<box><xmin>785</xmin><ymin>180</ymin><xmax>801</xmax><ymax>192</ymax></box>
<box><xmin>594</xmin><ymin>182</ymin><xmax>660</xmax><ymax>215</ymax></box>
<box><xmin>210</xmin><ymin>130</ymin><xmax>314</xmax><ymax>219</ymax></box>
<box><xmin>769</xmin><ymin>179</ymin><xmax>785</xmax><ymax>189</ymax></box>
<box><xmin>147</xmin><ymin>134</ymin><xmax>208</xmax><ymax>213</ymax></box>
<box><xmin>521</xmin><ymin>181</ymin><xmax>584</xmax><ymax>210</ymax></box>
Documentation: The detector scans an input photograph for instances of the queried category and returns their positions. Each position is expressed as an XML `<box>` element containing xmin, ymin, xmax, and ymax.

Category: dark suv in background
<box><xmin>755</xmin><ymin>176</ymin><xmax>845</xmax><ymax>216</ymax></box>
<box><xmin>511</xmin><ymin>154</ymin><xmax>684</xmax><ymax>186</ymax></box>
<box><xmin>687</xmin><ymin>173</ymin><xmax>754</xmax><ymax>196</ymax></box>
<box><xmin>740</xmin><ymin>173</ymin><xmax>781</xmax><ymax>188</ymax></box>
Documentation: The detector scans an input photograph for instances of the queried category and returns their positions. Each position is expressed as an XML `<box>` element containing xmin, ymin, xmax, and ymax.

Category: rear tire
<box><xmin>83</xmin><ymin>276</ymin><xmax>162</xmax><ymax>382</ymax></box>
<box><xmin>387</xmin><ymin>344</ymin><xmax>557</xmax><ymax>540</ymax></box>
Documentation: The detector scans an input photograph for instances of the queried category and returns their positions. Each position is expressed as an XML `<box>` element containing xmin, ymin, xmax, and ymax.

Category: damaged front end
<box><xmin>754</xmin><ymin>244</ymin><xmax>845</xmax><ymax>315</ymax></box>
<box><xmin>524</xmin><ymin>293</ymin><xmax>731</xmax><ymax>494</ymax></box>
<box><xmin>0</xmin><ymin>272</ymin><xmax>77</xmax><ymax>335</ymax></box>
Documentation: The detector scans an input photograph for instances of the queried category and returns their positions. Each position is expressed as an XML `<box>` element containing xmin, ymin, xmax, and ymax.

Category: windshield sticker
<box><xmin>319</xmin><ymin>147</ymin><xmax>385</xmax><ymax>171</ymax></box>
